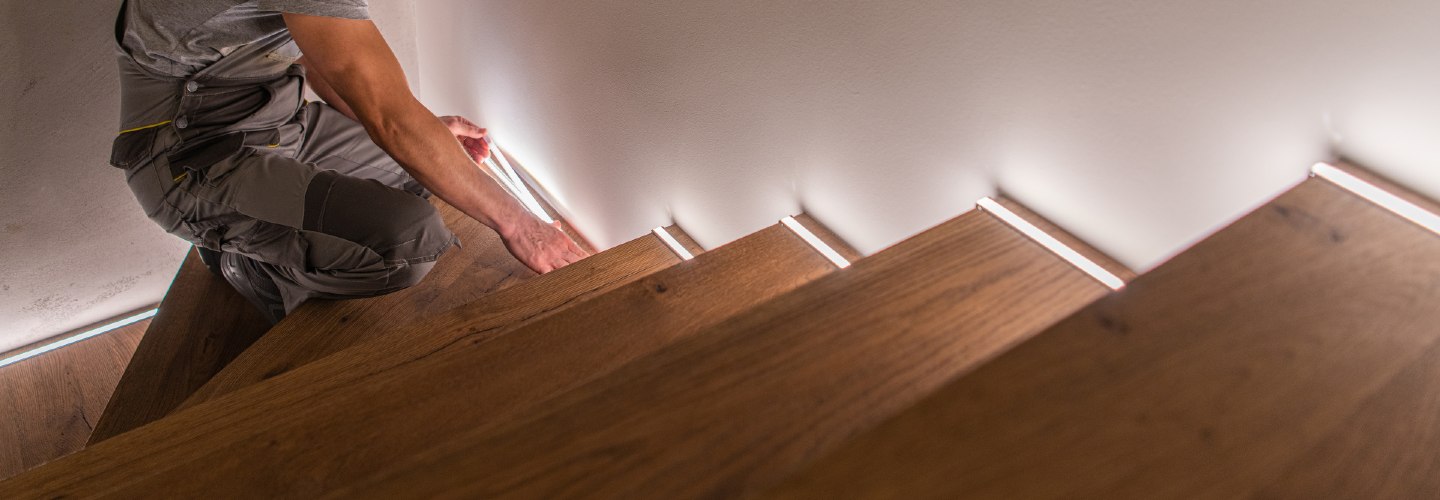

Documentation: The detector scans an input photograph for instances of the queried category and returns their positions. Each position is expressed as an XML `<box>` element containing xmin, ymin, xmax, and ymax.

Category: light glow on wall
<box><xmin>652</xmin><ymin>227</ymin><xmax>696</xmax><ymax>261</ymax></box>
<box><xmin>483</xmin><ymin>142</ymin><xmax>555</xmax><ymax>224</ymax></box>
<box><xmin>978</xmin><ymin>197</ymin><xmax>1126</xmax><ymax>290</ymax></box>
<box><xmin>1311</xmin><ymin>163</ymin><xmax>1440</xmax><ymax>236</ymax></box>
<box><xmin>780</xmin><ymin>216</ymin><xmax>852</xmax><ymax>269</ymax></box>
<box><xmin>0</xmin><ymin>308</ymin><xmax>158</xmax><ymax>369</ymax></box>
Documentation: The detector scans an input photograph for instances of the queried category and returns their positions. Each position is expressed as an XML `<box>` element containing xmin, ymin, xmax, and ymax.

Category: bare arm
<box><xmin>297</xmin><ymin>56</ymin><xmax>359</xmax><ymax>122</ymax></box>
<box><xmin>282</xmin><ymin>13</ymin><xmax>587</xmax><ymax>273</ymax></box>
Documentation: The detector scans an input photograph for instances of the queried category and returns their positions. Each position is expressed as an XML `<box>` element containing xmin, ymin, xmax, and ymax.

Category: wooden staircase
<box><xmin>4</xmin><ymin>162</ymin><xmax>1439</xmax><ymax>499</ymax></box>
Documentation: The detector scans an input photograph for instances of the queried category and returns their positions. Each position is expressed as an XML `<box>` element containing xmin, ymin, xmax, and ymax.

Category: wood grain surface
<box><xmin>0</xmin><ymin>316</ymin><xmax>150</xmax><ymax>480</ymax></box>
<box><xmin>86</xmin><ymin>251</ymin><xmax>272</xmax><ymax>445</ymax></box>
<box><xmin>333</xmin><ymin>210</ymin><xmax>1107</xmax><ymax>499</ymax></box>
<box><xmin>763</xmin><ymin>178</ymin><xmax>1440</xmax><ymax>499</ymax></box>
<box><xmin>0</xmin><ymin>228</ymin><xmax>678</xmax><ymax>497</ymax></box>
<box><xmin>178</xmin><ymin>200</ymin><xmax>536</xmax><ymax>409</ymax></box>
<box><xmin>0</xmin><ymin>223</ymin><xmax>831</xmax><ymax>498</ymax></box>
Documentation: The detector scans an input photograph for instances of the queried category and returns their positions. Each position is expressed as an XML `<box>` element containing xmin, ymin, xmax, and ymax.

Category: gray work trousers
<box><xmin>111</xmin><ymin>4</ymin><xmax>456</xmax><ymax>315</ymax></box>
<box><xmin>118</xmin><ymin>101</ymin><xmax>457</xmax><ymax>315</ymax></box>
<box><xmin>124</xmin><ymin>104</ymin><xmax>458</xmax><ymax>314</ymax></box>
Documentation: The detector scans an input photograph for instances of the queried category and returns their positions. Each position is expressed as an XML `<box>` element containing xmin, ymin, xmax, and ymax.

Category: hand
<box><xmin>500</xmin><ymin>215</ymin><xmax>591</xmax><ymax>274</ymax></box>
<box><xmin>439</xmin><ymin>115</ymin><xmax>490</xmax><ymax>163</ymax></box>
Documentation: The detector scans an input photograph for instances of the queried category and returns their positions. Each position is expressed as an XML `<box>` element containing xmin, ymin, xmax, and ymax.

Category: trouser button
<box><xmin>175</xmin><ymin>116</ymin><xmax>189</xmax><ymax>129</ymax></box>
<box><xmin>185</xmin><ymin>80</ymin><xmax>200</xmax><ymax>92</ymax></box>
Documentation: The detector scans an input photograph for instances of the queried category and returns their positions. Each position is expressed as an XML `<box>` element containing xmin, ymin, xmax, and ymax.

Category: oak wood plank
<box><xmin>0</xmin><ymin>316</ymin><xmax>149</xmax><ymax>480</ymax></box>
<box><xmin>85</xmin><ymin>251</ymin><xmax>273</xmax><ymax>445</ymax></box>
<box><xmin>664</xmin><ymin>224</ymin><xmax>707</xmax><ymax>256</ymax></box>
<box><xmin>335</xmin><ymin>210</ymin><xmax>1108</xmax><ymax>499</ymax></box>
<box><xmin>0</xmin><ymin>223</ymin><xmax>829</xmax><ymax>498</ymax></box>
<box><xmin>762</xmin><ymin>178</ymin><xmax>1440</xmax><ymax>499</ymax></box>
<box><xmin>178</xmin><ymin>200</ymin><xmax>536</xmax><ymax>408</ymax></box>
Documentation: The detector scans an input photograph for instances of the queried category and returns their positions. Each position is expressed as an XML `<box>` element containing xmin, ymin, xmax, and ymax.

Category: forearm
<box><xmin>281</xmin><ymin>13</ymin><xmax>586</xmax><ymax>273</ymax></box>
<box><xmin>364</xmin><ymin>97</ymin><xmax>530</xmax><ymax>235</ymax></box>
<box><xmin>298</xmin><ymin>57</ymin><xmax>359</xmax><ymax>122</ymax></box>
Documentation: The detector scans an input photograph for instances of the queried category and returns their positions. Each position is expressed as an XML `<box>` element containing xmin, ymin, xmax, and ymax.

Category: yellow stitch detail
<box><xmin>173</xmin><ymin>171</ymin><xmax>189</xmax><ymax>183</ymax></box>
<box><xmin>267</xmin><ymin>143</ymin><xmax>280</xmax><ymax>148</ymax></box>
<box><xmin>118</xmin><ymin>120</ymin><xmax>174</xmax><ymax>135</ymax></box>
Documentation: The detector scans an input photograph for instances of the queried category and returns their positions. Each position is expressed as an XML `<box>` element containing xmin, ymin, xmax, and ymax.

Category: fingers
<box><xmin>548</xmin><ymin>221</ymin><xmax>592</xmax><ymax>258</ymax></box>
<box><xmin>459</xmin><ymin>136</ymin><xmax>491</xmax><ymax>162</ymax></box>
<box><xmin>542</xmin><ymin>247</ymin><xmax>587</xmax><ymax>273</ymax></box>
<box><xmin>568</xmin><ymin>238</ymin><xmax>591</xmax><ymax>257</ymax></box>
<box><xmin>444</xmin><ymin>116</ymin><xmax>487</xmax><ymax>138</ymax></box>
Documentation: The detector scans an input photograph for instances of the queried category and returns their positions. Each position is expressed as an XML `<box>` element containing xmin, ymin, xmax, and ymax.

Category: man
<box><xmin>109</xmin><ymin>0</ymin><xmax>589</xmax><ymax>323</ymax></box>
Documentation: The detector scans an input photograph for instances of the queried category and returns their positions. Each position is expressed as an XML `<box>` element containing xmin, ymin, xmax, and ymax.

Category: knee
<box><xmin>305</xmin><ymin>170</ymin><xmax>456</xmax><ymax>264</ymax></box>
<box><xmin>369</xmin><ymin>192</ymin><xmax>454</xmax><ymax>262</ymax></box>
<box><xmin>384</xmin><ymin>259</ymin><xmax>437</xmax><ymax>290</ymax></box>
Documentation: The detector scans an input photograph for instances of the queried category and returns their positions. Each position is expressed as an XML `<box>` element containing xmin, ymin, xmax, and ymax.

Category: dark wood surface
<box><xmin>0</xmin><ymin>316</ymin><xmax>150</xmax><ymax>480</ymax></box>
<box><xmin>0</xmin><ymin>223</ymin><xmax>832</xmax><ymax>498</ymax></box>
<box><xmin>335</xmin><ymin>210</ymin><xmax>1108</xmax><ymax>499</ymax></box>
<box><xmin>85</xmin><ymin>251</ymin><xmax>273</xmax><ymax>445</ymax></box>
<box><xmin>178</xmin><ymin>200</ymin><xmax>536</xmax><ymax>408</ymax></box>
<box><xmin>763</xmin><ymin>178</ymin><xmax>1440</xmax><ymax>499</ymax></box>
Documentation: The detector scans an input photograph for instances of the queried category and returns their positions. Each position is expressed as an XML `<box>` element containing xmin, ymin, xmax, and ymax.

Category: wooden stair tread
<box><xmin>761</xmin><ymin>178</ymin><xmax>1440</xmax><ymax>499</ymax></box>
<box><xmin>179</xmin><ymin>200</ymin><xmax>535</xmax><ymax>408</ymax></box>
<box><xmin>0</xmin><ymin>228</ymin><xmax>677</xmax><ymax>496</ymax></box>
<box><xmin>0</xmin><ymin>222</ymin><xmax>834</xmax><ymax>498</ymax></box>
<box><xmin>333</xmin><ymin>210</ymin><xmax>1110</xmax><ymax>499</ymax></box>
<box><xmin>86</xmin><ymin>251</ymin><xmax>272</xmax><ymax>445</ymax></box>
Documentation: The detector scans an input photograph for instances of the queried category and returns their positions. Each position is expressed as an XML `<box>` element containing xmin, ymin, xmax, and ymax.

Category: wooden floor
<box><xmin>0</xmin><ymin>223</ymin><xmax>834</xmax><ymax>498</ymax></box>
<box><xmin>8</xmin><ymin>169</ymin><xmax>1435</xmax><ymax>498</ymax></box>
<box><xmin>762</xmin><ymin>178</ymin><xmax>1440</xmax><ymax>499</ymax></box>
<box><xmin>333</xmin><ymin>210</ymin><xmax>1109</xmax><ymax>499</ymax></box>
<box><xmin>179</xmin><ymin>200</ymin><xmax>536</xmax><ymax>408</ymax></box>
<box><xmin>0</xmin><ymin>315</ymin><xmax>150</xmax><ymax>480</ymax></box>
<box><xmin>86</xmin><ymin>251</ymin><xmax>272</xmax><ymax>445</ymax></box>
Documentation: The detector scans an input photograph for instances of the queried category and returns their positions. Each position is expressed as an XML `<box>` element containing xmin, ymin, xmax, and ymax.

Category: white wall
<box><xmin>0</xmin><ymin>0</ymin><xmax>421</xmax><ymax>354</ymax></box>
<box><xmin>414</xmin><ymin>0</ymin><xmax>1440</xmax><ymax>269</ymax></box>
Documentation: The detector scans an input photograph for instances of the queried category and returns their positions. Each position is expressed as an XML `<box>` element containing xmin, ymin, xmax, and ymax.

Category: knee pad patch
<box><xmin>304</xmin><ymin>170</ymin><xmax>454</xmax><ymax>263</ymax></box>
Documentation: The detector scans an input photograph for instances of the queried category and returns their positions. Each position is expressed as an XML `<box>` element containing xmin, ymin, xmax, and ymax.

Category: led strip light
<box><xmin>780</xmin><ymin>216</ymin><xmax>852</xmax><ymax>269</ymax></box>
<box><xmin>978</xmin><ymin>197</ymin><xmax>1126</xmax><ymax>290</ymax></box>
<box><xmin>0</xmin><ymin>308</ymin><xmax>158</xmax><ymax>369</ymax></box>
<box><xmin>652</xmin><ymin>226</ymin><xmax>696</xmax><ymax>260</ymax></box>
<box><xmin>1311</xmin><ymin>163</ymin><xmax>1440</xmax><ymax>236</ymax></box>
<box><xmin>482</xmin><ymin>142</ymin><xmax>555</xmax><ymax>224</ymax></box>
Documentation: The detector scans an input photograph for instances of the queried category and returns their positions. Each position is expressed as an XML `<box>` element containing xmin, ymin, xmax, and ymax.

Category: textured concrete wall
<box><xmin>0</xmin><ymin>0</ymin><xmax>420</xmax><ymax>354</ymax></box>
<box><xmin>413</xmin><ymin>0</ymin><xmax>1440</xmax><ymax>269</ymax></box>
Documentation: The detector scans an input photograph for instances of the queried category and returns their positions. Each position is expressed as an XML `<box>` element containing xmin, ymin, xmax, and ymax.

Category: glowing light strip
<box><xmin>0</xmin><ymin>308</ymin><xmax>158</xmax><ymax>369</ymax></box>
<box><xmin>488</xmin><ymin>145</ymin><xmax>555</xmax><ymax>224</ymax></box>
<box><xmin>1312</xmin><ymin>163</ymin><xmax>1440</xmax><ymax>236</ymax></box>
<box><xmin>780</xmin><ymin>216</ymin><xmax>851</xmax><ymax>269</ymax></box>
<box><xmin>652</xmin><ymin>227</ymin><xmax>695</xmax><ymax>261</ymax></box>
<box><xmin>482</xmin><ymin>157</ymin><xmax>525</xmax><ymax>198</ymax></box>
<box><xmin>977</xmin><ymin>198</ymin><xmax>1126</xmax><ymax>290</ymax></box>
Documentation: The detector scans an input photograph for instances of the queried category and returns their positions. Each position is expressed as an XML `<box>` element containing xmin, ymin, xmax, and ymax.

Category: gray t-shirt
<box><xmin>122</xmin><ymin>0</ymin><xmax>369</xmax><ymax>78</ymax></box>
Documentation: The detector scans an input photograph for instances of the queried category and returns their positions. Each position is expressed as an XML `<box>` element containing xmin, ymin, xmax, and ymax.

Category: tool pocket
<box><xmin>167</xmin><ymin>131</ymin><xmax>247</xmax><ymax>185</ymax></box>
<box><xmin>108</xmin><ymin>126</ymin><xmax>160</xmax><ymax>169</ymax></box>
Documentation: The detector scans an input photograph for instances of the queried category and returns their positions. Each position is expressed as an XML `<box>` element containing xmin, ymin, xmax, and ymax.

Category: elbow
<box><xmin>355</xmin><ymin>95</ymin><xmax>425</xmax><ymax>145</ymax></box>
